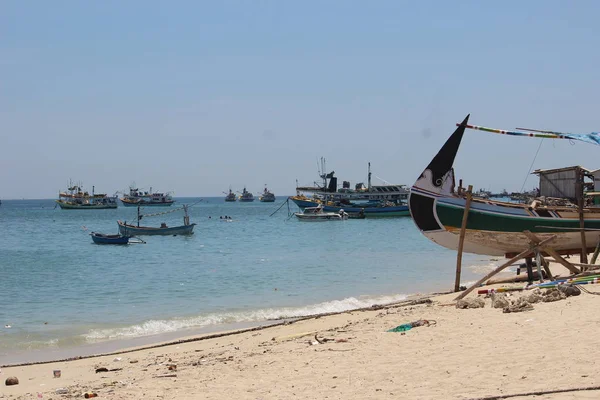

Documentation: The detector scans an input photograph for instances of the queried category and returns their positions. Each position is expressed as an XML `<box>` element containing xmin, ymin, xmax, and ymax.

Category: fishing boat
<box><xmin>90</xmin><ymin>232</ymin><xmax>145</xmax><ymax>245</ymax></box>
<box><xmin>224</xmin><ymin>188</ymin><xmax>237</xmax><ymax>202</ymax></box>
<box><xmin>56</xmin><ymin>183</ymin><xmax>118</xmax><ymax>209</ymax></box>
<box><xmin>259</xmin><ymin>186</ymin><xmax>276</xmax><ymax>202</ymax></box>
<box><xmin>290</xmin><ymin>159</ymin><xmax>409</xmax><ymax>217</ymax></box>
<box><xmin>239</xmin><ymin>187</ymin><xmax>255</xmax><ymax>202</ymax></box>
<box><xmin>409</xmin><ymin>115</ymin><xmax>600</xmax><ymax>257</ymax></box>
<box><xmin>294</xmin><ymin>205</ymin><xmax>349</xmax><ymax>221</ymax></box>
<box><xmin>118</xmin><ymin>204</ymin><xmax>196</xmax><ymax>236</ymax></box>
<box><xmin>120</xmin><ymin>186</ymin><xmax>174</xmax><ymax>207</ymax></box>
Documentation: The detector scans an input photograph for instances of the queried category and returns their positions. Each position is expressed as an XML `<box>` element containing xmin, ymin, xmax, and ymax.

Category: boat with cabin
<box><xmin>290</xmin><ymin>159</ymin><xmax>409</xmax><ymax>217</ymax></box>
<box><xmin>239</xmin><ymin>187</ymin><xmax>255</xmax><ymax>202</ymax></box>
<box><xmin>56</xmin><ymin>183</ymin><xmax>118</xmax><ymax>209</ymax></box>
<box><xmin>259</xmin><ymin>186</ymin><xmax>276</xmax><ymax>202</ymax></box>
<box><xmin>409</xmin><ymin>115</ymin><xmax>600</xmax><ymax>258</ymax></box>
<box><xmin>224</xmin><ymin>188</ymin><xmax>237</xmax><ymax>202</ymax></box>
<box><xmin>118</xmin><ymin>204</ymin><xmax>196</xmax><ymax>236</ymax></box>
<box><xmin>120</xmin><ymin>186</ymin><xmax>174</xmax><ymax>207</ymax></box>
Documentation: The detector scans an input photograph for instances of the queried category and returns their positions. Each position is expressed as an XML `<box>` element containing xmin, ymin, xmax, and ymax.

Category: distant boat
<box><xmin>239</xmin><ymin>187</ymin><xmax>254</xmax><ymax>202</ymax></box>
<box><xmin>90</xmin><ymin>232</ymin><xmax>144</xmax><ymax>245</ymax></box>
<box><xmin>259</xmin><ymin>186</ymin><xmax>276</xmax><ymax>202</ymax></box>
<box><xmin>224</xmin><ymin>188</ymin><xmax>237</xmax><ymax>202</ymax></box>
<box><xmin>120</xmin><ymin>186</ymin><xmax>174</xmax><ymax>207</ymax></box>
<box><xmin>118</xmin><ymin>205</ymin><xmax>196</xmax><ymax>236</ymax></box>
<box><xmin>294</xmin><ymin>205</ymin><xmax>348</xmax><ymax>221</ymax></box>
<box><xmin>56</xmin><ymin>183</ymin><xmax>118</xmax><ymax>210</ymax></box>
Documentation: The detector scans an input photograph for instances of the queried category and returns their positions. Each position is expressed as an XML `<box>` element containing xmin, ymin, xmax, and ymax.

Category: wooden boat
<box><xmin>120</xmin><ymin>186</ymin><xmax>174</xmax><ymax>207</ymax></box>
<box><xmin>90</xmin><ymin>232</ymin><xmax>145</xmax><ymax>245</ymax></box>
<box><xmin>259</xmin><ymin>186</ymin><xmax>276</xmax><ymax>202</ymax></box>
<box><xmin>239</xmin><ymin>187</ymin><xmax>255</xmax><ymax>202</ymax></box>
<box><xmin>409</xmin><ymin>115</ymin><xmax>600</xmax><ymax>257</ymax></box>
<box><xmin>118</xmin><ymin>205</ymin><xmax>196</xmax><ymax>236</ymax></box>
<box><xmin>56</xmin><ymin>183</ymin><xmax>118</xmax><ymax>209</ymax></box>
<box><xmin>290</xmin><ymin>159</ymin><xmax>409</xmax><ymax>217</ymax></box>
<box><xmin>294</xmin><ymin>205</ymin><xmax>348</xmax><ymax>221</ymax></box>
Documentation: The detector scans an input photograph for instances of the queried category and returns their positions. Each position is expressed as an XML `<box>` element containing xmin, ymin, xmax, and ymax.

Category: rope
<box><xmin>269</xmin><ymin>197</ymin><xmax>289</xmax><ymax>217</ymax></box>
<box><xmin>140</xmin><ymin>199</ymin><xmax>203</xmax><ymax>218</ymax></box>
<box><xmin>520</xmin><ymin>138</ymin><xmax>543</xmax><ymax>193</ymax></box>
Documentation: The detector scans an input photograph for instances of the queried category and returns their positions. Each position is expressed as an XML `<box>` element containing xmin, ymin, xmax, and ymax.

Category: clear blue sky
<box><xmin>2</xmin><ymin>1</ymin><xmax>599</xmax><ymax>199</ymax></box>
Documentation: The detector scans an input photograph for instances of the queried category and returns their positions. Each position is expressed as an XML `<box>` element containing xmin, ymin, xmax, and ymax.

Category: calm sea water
<box><xmin>0</xmin><ymin>197</ymin><xmax>495</xmax><ymax>364</ymax></box>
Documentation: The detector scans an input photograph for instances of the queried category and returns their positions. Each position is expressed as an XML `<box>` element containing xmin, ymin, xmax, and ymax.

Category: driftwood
<box><xmin>154</xmin><ymin>374</ymin><xmax>177</xmax><ymax>378</ymax></box>
<box><xmin>469</xmin><ymin>384</ymin><xmax>600</xmax><ymax>400</ymax></box>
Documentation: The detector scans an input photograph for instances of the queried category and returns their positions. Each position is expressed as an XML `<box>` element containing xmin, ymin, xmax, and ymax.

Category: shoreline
<box><xmin>1</xmin><ymin>294</ymin><xmax>435</xmax><ymax>368</ymax></box>
<box><xmin>0</xmin><ymin>258</ymin><xmax>497</xmax><ymax>367</ymax></box>
<box><xmin>4</xmin><ymin>281</ymin><xmax>600</xmax><ymax>400</ymax></box>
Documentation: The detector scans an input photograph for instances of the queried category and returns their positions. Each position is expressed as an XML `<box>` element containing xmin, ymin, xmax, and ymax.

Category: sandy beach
<box><xmin>4</xmin><ymin>273</ymin><xmax>600</xmax><ymax>400</ymax></box>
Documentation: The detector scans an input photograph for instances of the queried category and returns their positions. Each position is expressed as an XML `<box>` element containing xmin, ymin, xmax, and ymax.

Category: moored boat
<box><xmin>294</xmin><ymin>205</ymin><xmax>349</xmax><ymax>221</ymax></box>
<box><xmin>56</xmin><ymin>183</ymin><xmax>118</xmax><ymax>209</ymax></box>
<box><xmin>409</xmin><ymin>115</ymin><xmax>600</xmax><ymax>257</ymax></box>
<box><xmin>90</xmin><ymin>232</ymin><xmax>144</xmax><ymax>245</ymax></box>
<box><xmin>224</xmin><ymin>188</ymin><xmax>237</xmax><ymax>202</ymax></box>
<box><xmin>120</xmin><ymin>186</ymin><xmax>174</xmax><ymax>207</ymax></box>
<box><xmin>290</xmin><ymin>159</ymin><xmax>409</xmax><ymax>218</ymax></box>
<box><xmin>118</xmin><ymin>204</ymin><xmax>196</xmax><ymax>236</ymax></box>
<box><xmin>259</xmin><ymin>186</ymin><xmax>276</xmax><ymax>202</ymax></box>
<box><xmin>239</xmin><ymin>187</ymin><xmax>254</xmax><ymax>202</ymax></box>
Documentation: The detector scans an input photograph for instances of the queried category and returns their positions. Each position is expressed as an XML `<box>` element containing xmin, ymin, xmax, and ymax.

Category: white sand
<box><xmin>3</xmin><ymin>281</ymin><xmax>600</xmax><ymax>400</ymax></box>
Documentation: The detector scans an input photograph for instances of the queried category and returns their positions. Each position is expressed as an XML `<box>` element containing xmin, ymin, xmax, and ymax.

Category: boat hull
<box><xmin>91</xmin><ymin>232</ymin><xmax>130</xmax><ymax>244</ymax></box>
<box><xmin>294</xmin><ymin>213</ymin><xmax>346</xmax><ymax>221</ymax></box>
<box><xmin>290</xmin><ymin>198</ymin><xmax>409</xmax><ymax>217</ymax></box>
<box><xmin>118</xmin><ymin>221</ymin><xmax>196</xmax><ymax>236</ymax></box>
<box><xmin>56</xmin><ymin>200</ymin><xmax>117</xmax><ymax>210</ymax></box>
<box><xmin>260</xmin><ymin>198</ymin><xmax>276</xmax><ymax>202</ymax></box>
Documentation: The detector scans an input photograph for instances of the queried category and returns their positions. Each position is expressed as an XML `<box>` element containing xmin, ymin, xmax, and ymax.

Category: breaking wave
<box><xmin>84</xmin><ymin>293</ymin><xmax>408</xmax><ymax>342</ymax></box>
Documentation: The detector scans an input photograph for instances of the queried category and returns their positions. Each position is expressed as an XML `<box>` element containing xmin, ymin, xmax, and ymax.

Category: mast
<box><xmin>183</xmin><ymin>204</ymin><xmax>190</xmax><ymax>226</ymax></box>
<box><xmin>368</xmin><ymin>162</ymin><xmax>372</xmax><ymax>190</ymax></box>
<box><xmin>137</xmin><ymin>206</ymin><xmax>141</xmax><ymax>227</ymax></box>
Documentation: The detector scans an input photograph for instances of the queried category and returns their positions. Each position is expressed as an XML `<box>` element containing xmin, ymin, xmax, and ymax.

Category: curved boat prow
<box><xmin>409</xmin><ymin>114</ymin><xmax>469</xmax><ymax>232</ymax></box>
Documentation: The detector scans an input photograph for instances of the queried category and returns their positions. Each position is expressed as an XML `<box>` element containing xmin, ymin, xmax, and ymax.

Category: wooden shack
<box><xmin>533</xmin><ymin>166</ymin><xmax>592</xmax><ymax>201</ymax></box>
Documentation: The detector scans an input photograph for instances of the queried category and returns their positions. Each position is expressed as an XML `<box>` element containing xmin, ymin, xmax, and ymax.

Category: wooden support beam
<box><xmin>454</xmin><ymin>235</ymin><xmax>557</xmax><ymax>301</ymax></box>
<box><xmin>455</xmin><ymin>185</ymin><xmax>473</xmax><ymax>292</ymax></box>
<box><xmin>523</xmin><ymin>231</ymin><xmax>580</xmax><ymax>275</ymax></box>
<box><xmin>578</xmin><ymin>169</ymin><xmax>588</xmax><ymax>265</ymax></box>
<box><xmin>591</xmin><ymin>236</ymin><xmax>600</xmax><ymax>265</ymax></box>
<box><xmin>541</xmin><ymin>257</ymin><xmax>554</xmax><ymax>280</ymax></box>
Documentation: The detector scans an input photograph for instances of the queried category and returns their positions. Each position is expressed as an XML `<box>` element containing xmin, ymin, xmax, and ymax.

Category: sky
<box><xmin>2</xmin><ymin>0</ymin><xmax>600</xmax><ymax>199</ymax></box>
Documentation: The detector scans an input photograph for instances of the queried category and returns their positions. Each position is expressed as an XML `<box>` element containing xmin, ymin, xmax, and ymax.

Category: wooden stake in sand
<box><xmin>591</xmin><ymin>236</ymin><xmax>600</xmax><ymax>265</ymax></box>
<box><xmin>454</xmin><ymin>235</ymin><xmax>557</xmax><ymax>301</ymax></box>
<box><xmin>454</xmin><ymin>185</ymin><xmax>473</xmax><ymax>292</ymax></box>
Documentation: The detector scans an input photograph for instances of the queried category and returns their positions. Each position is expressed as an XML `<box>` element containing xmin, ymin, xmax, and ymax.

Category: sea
<box><xmin>0</xmin><ymin>197</ymin><xmax>499</xmax><ymax>365</ymax></box>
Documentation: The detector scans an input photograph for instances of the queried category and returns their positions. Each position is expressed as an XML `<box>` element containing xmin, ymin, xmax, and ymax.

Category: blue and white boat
<box><xmin>290</xmin><ymin>159</ymin><xmax>410</xmax><ymax>217</ymax></box>
<box><xmin>90</xmin><ymin>232</ymin><xmax>145</xmax><ymax>245</ymax></box>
